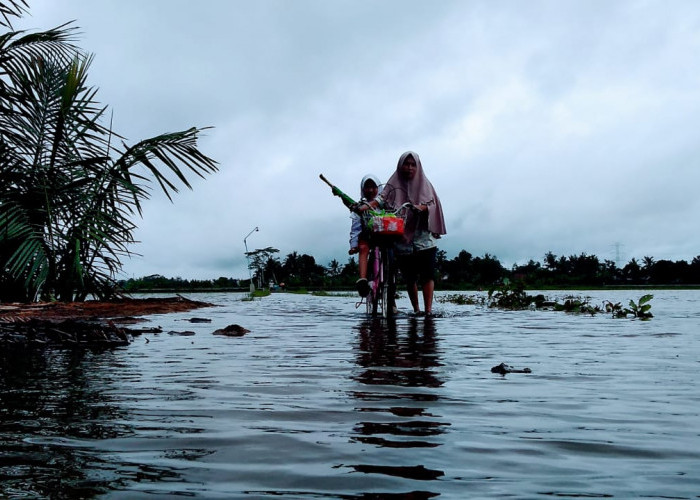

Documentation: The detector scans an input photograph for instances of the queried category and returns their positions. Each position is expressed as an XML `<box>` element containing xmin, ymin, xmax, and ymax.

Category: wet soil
<box><xmin>0</xmin><ymin>296</ymin><xmax>215</xmax><ymax>347</ymax></box>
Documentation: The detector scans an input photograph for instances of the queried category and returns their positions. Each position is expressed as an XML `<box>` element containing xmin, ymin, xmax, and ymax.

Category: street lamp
<box><xmin>244</xmin><ymin>226</ymin><xmax>259</xmax><ymax>293</ymax></box>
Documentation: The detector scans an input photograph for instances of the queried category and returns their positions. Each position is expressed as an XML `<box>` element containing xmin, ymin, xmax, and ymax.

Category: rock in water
<box><xmin>212</xmin><ymin>324</ymin><xmax>250</xmax><ymax>337</ymax></box>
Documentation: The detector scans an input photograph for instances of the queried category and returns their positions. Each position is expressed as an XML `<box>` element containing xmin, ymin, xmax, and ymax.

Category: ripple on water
<box><xmin>1</xmin><ymin>290</ymin><xmax>700</xmax><ymax>498</ymax></box>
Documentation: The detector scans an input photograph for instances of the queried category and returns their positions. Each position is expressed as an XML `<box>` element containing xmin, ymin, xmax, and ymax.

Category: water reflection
<box><xmin>0</xmin><ymin>346</ymin><xmax>187</xmax><ymax>498</ymax></box>
<box><xmin>349</xmin><ymin>317</ymin><xmax>448</xmax><ymax>486</ymax></box>
<box><xmin>353</xmin><ymin>317</ymin><xmax>443</xmax><ymax>389</ymax></box>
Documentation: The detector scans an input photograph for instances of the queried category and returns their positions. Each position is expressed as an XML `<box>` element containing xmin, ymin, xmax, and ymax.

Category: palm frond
<box><xmin>115</xmin><ymin>127</ymin><xmax>218</xmax><ymax>202</ymax></box>
<box><xmin>0</xmin><ymin>0</ymin><xmax>28</xmax><ymax>29</ymax></box>
<box><xmin>1</xmin><ymin>23</ymin><xmax>79</xmax><ymax>85</ymax></box>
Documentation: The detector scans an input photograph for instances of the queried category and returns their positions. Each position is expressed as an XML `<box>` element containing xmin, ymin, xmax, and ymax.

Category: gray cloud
<box><xmin>19</xmin><ymin>0</ymin><xmax>700</xmax><ymax>279</ymax></box>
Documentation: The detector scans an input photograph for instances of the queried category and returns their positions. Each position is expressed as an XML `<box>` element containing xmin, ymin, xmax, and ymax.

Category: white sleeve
<box><xmin>349</xmin><ymin>213</ymin><xmax>361</xmax><ymax>248</ymax></box>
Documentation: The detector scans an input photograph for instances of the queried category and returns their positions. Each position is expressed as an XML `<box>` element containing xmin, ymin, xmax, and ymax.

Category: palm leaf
<box><xmin>114</xmin><ymin>127</ymin><xmax>218</xmax><ymax>202</ymax></box>
<box><xmin>0</xmin><ymin>0</ymin><xmax>28</xmax><ymax>29</ymax></box>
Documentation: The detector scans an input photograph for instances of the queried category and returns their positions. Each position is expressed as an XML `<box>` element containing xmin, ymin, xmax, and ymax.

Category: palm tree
<box><xmin>623</xmin><ymin>257</ymin><xmax>641</xmax><ymax>283</ymax></box>
<box><xmin>245</xmin><ymin>247</ymin><xmax>279</xmax><ymax>289</ymax></box>
<box><xmin>641</xmin><ymin>256</ymin><xmax>655</xmax><ymax>282</ymax></box>
<box><xmin>543</xmin><ymin>251</ymin><xmax>557</xmax><ymax>271</ymax></box>
<box><xmin>327</xmin><ymin>258</ymin><xmax>341</xmax><ymax>278</ymax></box>
<box><xmin>1</xmin><ymin>9</ymin><xmax>217</xmax><ymax>301</ymax></box>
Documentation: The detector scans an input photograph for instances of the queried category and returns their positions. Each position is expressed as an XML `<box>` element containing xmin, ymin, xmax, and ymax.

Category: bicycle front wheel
<box><xmin>380</xmin><ymin>247</ymin><xmax>396</xmax><ymax>319</ymax></box>
<box><xmin>367</xmin><ymin>247</ymin><xmax>380</xmax><ymax>316</ymax></box>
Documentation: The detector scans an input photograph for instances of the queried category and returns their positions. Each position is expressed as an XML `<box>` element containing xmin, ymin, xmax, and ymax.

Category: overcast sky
<box><xmin>15</xmin><ymin>0</ymin><xmax>700</xmax><ymax>279</ymax></box>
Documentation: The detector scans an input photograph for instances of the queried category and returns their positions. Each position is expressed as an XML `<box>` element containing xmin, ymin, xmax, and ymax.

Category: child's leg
<box><xmin>358</xmin><ymin>240</ymin><xmax>370</xmax><ymax>279</ymax></box>
<box><xmin>355</xmin><ymin>240</ymin><xmax>372</xmax><ymax>297</ymax></box>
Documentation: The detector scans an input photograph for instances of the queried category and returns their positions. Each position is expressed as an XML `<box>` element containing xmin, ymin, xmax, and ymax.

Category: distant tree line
<box><xmin>121</xmin><ymin>250</ymin><xmax>700</xmax><ymax>292</ymax></box>
<box><xmin>502</xmin><ymin>251</ymin><xmax>700</xmax><ymax>288</ymax></box>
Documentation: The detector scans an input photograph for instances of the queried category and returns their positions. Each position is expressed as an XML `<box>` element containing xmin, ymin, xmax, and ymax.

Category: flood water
<box><xmin>1</xmin><ymin>289</ymin><xmax>699</xmax><ymax>499</ymax></box>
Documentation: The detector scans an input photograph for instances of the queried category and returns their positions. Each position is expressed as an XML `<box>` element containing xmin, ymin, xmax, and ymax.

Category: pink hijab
<box><xmin>384</xmin><ymin>151</ymin><xmax>446</xmax><ymax>243</ymax></box>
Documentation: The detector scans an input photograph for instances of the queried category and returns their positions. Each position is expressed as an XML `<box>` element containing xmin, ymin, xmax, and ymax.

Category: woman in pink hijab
<box><xmin>384</xmin><ymin>151</ymin><xmax>446</xmax><ymax>316</ymax></box>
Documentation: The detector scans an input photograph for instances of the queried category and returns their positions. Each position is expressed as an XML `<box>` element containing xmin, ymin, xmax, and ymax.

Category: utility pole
<box><xmin>244</xmin><ymin>227</ymin><xmax>259</xmax><ymax>293</ymax></box>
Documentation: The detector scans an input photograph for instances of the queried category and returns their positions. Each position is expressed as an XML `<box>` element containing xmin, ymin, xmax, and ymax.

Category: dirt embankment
<box><xmin>0</xmin><ymin>296</ymin><xmax>215</xmax><ymax>348</ymax></box>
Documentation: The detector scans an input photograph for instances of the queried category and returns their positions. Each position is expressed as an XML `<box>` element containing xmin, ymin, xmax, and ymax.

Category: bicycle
<box><xmin>318</xmin><ymin>174</ymin><xmax>414</xmax><ymax>318</ymax></box>
<box><xmin>356</xmin><ymin>202</ymin><xmax>413</xmax><ymax>318</ymax></box>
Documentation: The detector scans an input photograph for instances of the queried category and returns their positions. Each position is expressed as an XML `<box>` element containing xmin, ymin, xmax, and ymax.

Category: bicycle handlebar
<box><xmin>371</xmin><ymin>201</ymin><xmax>421</xmax><ymax>216</ymax></box>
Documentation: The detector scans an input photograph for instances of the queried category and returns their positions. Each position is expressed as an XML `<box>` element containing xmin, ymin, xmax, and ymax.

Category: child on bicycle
<box><xmin>349</xmin><ymin>174</ymin><xmax>383</xmax><ymax>297</ymax></box>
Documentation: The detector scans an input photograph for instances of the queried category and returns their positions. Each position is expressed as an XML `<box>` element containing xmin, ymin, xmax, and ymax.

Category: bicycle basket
<box><xmin>366</xmin><ymin>214</ymin><xmax>404</xmax><ymax>236</ymax></box>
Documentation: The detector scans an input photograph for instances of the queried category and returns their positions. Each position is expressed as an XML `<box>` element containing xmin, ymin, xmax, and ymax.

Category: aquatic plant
<box><xmin>241</xmin><ymin>289</ymin><xmax>272</xmax><ymax>301</ymax></box>
<box><xmin>487</xmin><ymin>279</ymin><xmax>545</xmax><ymax>310</ymax></box>
<box><xmin>553</xmin><ymin>296</ymin><xmax>602</xmax><ymax>315</ymax></box>
<box><xmin>605</xmin><ymin>294</ymin><xmax>653</xmax><ymax>319</ymax></box>
<box><xmin>436</xmin><ymin>293</ymin><xmax>484</xmax><ymax>305</ymax></box>
<box><xmin>628</xmin><ymin>294</ymin><xmax>654</xmax><ymax>319</ymax></box>
<box><xmin>311</xmin><ymin>290</ymin><xmax>357</xmax><ymax>297</ymax></box>
<box><xmin>604</xmin><ymin>300</ymin><xmax>625</xmax><ymax>318</ymax></box>
<box><xmin>476</xmin><ymin>280</ymin><xmax>654</xmax><ymax>319</ymax></box>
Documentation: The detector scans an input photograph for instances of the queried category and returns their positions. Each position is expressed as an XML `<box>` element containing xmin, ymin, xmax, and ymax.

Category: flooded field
<box><xmin>1</xmin><ymin>290</ymin><xmax>699</xmax><ymax>499</ymax></box>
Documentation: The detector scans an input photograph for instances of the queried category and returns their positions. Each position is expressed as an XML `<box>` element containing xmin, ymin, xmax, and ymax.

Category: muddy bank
<box><xmin>0</xmin><ymin>296</ymin><xmax>215</xmax><ymax>348</ymax></box>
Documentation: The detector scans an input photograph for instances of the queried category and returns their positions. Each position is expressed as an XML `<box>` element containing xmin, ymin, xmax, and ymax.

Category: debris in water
<box><xmin>491</xmin><ymin>362</ymin><xmax>532</xmax><ymax>375</ymax></box>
